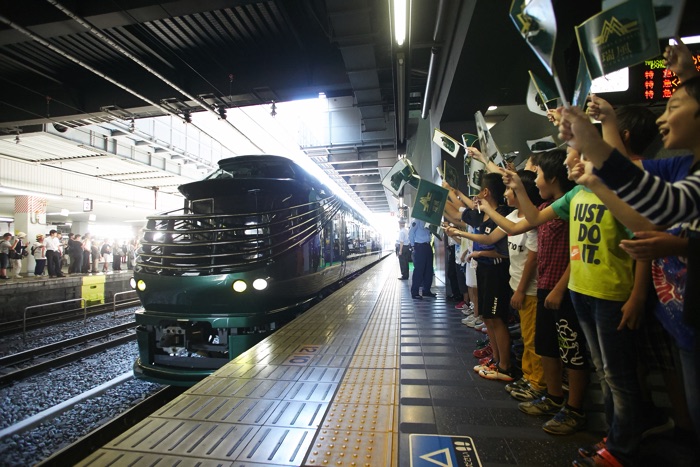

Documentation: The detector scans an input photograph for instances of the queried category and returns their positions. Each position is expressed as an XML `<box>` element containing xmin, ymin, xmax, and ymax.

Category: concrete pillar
<box><xmin>71</xmin><ymin>221</ymin><xmax>90</xmax><ymax>235</ymax></box>
<box><xmin>14</xmin><ymin>196</ymin><xmax>47</xmax><ymax>275</ymax></box>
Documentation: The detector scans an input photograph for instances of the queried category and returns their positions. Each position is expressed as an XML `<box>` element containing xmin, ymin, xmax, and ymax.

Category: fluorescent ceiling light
<box><xmin>487</xmin><ymin>105</ymin><xmax>498</xmax><ymax>111</ymax></box>
<box><xmin>394</xmin><ymin>0</ymin><xmax>406</xmax><ymax>46</ymax></box>
<box><xmin>671</xmin><ymin>35</ymin><xmax>700</xmax><ymax>45</ymax></box>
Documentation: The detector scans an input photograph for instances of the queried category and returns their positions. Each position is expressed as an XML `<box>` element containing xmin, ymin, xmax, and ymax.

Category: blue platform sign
<box><xmin>410</xmin><ymin>434</ymin><xmax>482</xmax><ymax>467</ymax></box>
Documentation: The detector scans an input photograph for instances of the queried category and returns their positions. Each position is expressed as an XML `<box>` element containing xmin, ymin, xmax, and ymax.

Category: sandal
<box><xmin>572</xmin><ymin>446</ymin><xmax>623</xmax><ymax>467</ymax></box>
<box><xmin>578</xmin><ymin>437</ymin><xmax>606</xmax><ymax>457</ymax></box>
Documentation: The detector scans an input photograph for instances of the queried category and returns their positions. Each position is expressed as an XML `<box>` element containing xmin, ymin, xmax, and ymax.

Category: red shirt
<box><xmin>536</xmin><ymin>201</ymin><xmax>569</xmax><ymax>290</ymax></box>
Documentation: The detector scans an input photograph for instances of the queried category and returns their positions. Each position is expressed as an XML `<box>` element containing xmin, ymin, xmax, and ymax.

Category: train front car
<box><xmin>132</xmin><ymin>155</ymin><xmax>366</xmax><ymax>386</ymax></box>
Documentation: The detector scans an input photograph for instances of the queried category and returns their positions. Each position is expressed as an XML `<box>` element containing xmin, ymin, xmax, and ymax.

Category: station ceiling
<box><xmin>0</xmin><ymin>0</ymin><xmax>699</xmax><ymax>223</ymax></box>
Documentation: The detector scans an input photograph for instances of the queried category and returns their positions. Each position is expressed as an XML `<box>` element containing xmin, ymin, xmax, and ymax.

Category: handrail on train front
<box><xmin>23</xmin><ymin>298</ymin><xmax>86</xmax><ymax>342</ymax></box>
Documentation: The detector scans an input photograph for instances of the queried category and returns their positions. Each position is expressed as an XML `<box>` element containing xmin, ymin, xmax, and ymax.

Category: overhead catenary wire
<box><xmin>44</xmin><ymin>0</ymin><xmax>264</xmax><ymax>154</ymax></box>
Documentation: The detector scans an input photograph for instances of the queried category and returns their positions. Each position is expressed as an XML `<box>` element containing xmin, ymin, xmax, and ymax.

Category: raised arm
<box><xmin>665</xmin><ymin>40</ymin><xmax>700</xmax><ymax>82</ymax></box>
<box><xmin>468</xmin><ymin>147</ymin><xmax>500</xmax><ymax>173</ymax></box>
<box><xmin>479</xmin><ymin>202</ymin><xmax>538</xmax><ymax>235</ymax></box>
<box><xmin>559</xmin><ymin>106</ymin><xmax>700</xmax><ymax>226</ymax></box>
<box><xmin>444</xmin><ymin>225</ymin><xmax>506</xmax><ymax>245</ymax></box>
<box><xmin>500</xmin><ymin>169</ymin><xmax>558</xmax><ymax>227</ymax></box>
<box><xmin>570</xmin><ymin>161</ymin><xmax>657</xmax><ymax>232</ymax></box>
<box><xmin>587</xmin><ymin>94</ymin><xmax>627</xmax><ymax>159</ymax></box>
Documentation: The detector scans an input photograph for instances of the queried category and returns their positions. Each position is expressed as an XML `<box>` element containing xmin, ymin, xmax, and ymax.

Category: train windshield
<box><xmin>204</xmin><ymin>160</ymin><xmax>296</xmax><ymax>180</ymax></box>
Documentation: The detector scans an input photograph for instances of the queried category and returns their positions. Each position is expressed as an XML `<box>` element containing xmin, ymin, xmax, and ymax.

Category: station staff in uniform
<box><xmin>409</xmin><ymin>218</ymin><xmax>435</xmax><ymax>298</ymax></box>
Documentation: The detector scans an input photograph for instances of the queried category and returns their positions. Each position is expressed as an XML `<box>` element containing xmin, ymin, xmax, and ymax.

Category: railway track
<box><xmin>0</xmin><ymin>296</ymin><xmax>141</xmax><ymax>337</ymax></box>
<box><xmin>0</xmin><ymin>323</ymin><xmax>137</xmax><ymax>386</ymax></box>
<box><xmin>36</xmin><ymin>384</ymin><xmax>185</xmax><ymax>467</ymax></box>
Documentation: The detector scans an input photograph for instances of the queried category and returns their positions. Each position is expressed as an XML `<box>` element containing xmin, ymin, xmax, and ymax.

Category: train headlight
<box><xmin>137</xmin><ymin>280</ymin><xmax>147</xmax><ymax>291</ymax></box>
<box><xmin>232</xmin><ymin>280</ymin><xmax>247</xmax><ymax>292</ymax></box>
<box><xmin>129</xmin><ymin>277</ymin><xmax>136</xmax><ymax>289</ymax></box>
<box><xmin>252</xmin><ymin>278</ymin><xmax>268</xmax><ymax>290</ymax></box>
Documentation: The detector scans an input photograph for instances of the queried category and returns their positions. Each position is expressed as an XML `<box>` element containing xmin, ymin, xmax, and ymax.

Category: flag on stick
<box><xmin>474</xmin><ymin>111</ymin><xmax>505</xmax><ymax>168</ymax></box>
<box><xmin>382</xmin><ymin>158</ymin><xmax>418</xmax><ymax>197</ymax></box>
<box><xmin>411</xmin><ymin>179</ymin><xmax>449</xmax><ymax>226</ymax></box>
<box><xmin>576</xmin><ymin>0</ymin><xmax>659</xmax><ymax>80</ymax></box>
<box><xmin>510</xmin><ymin>0</ymin><xmax>570</xmax><ymax>106</ymax></box>
<box><xmin>433</xmin><ymin>128</ymin><xmax>461</xmax><ymax>157</ymax></box>
<box><xmin>527</xmin><ymin>70</ymin><xmax>559</xmax><ymax>116</ymax></box>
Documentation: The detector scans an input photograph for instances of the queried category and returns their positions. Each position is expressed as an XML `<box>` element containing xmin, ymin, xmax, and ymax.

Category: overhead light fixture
<box><xmin>487</xmin><ymin>105</ymin><xmax>498</xmax><ymax>111</ymax></box>
<box><xmin>394</xmin><ymin>0</ymin><xmax>407</xmax><ymax>46</ymax></box>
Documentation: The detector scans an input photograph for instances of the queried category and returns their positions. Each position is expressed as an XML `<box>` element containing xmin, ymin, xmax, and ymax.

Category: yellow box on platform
<box><xmin>82</xmin><ymin>275</ymin><xmax>106</xmax><ymax>305</ymax></box>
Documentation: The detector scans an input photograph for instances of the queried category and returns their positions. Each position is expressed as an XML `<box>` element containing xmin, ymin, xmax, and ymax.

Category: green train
<box><xmin>131</xmin><ymin>155</ymin><xmax>387</xmax><ymax>386</ymax></box>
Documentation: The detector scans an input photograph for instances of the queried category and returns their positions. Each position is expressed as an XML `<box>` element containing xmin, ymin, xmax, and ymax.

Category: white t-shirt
<box><xmin>33</xmin><ymin>241</ymin><xmax>45</xmax><ymax>259</ymax></box>
<box><xmin>500</xmin><ymin>210</ymin><xmax>538</xmax><ymax>295</ymax></box>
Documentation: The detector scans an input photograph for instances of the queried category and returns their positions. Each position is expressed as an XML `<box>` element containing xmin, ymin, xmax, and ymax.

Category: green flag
<box><xmin>461</xmin><ymin>133</ymin><xmax>478</xmax><ymax>148</ymax></box>
<box><xmin>527</xmin><ymin>70</ymin><xmax>559</xmax><ymax>115</ymax></box>
<box><xmin>444</xmin><ymin>161</ymin><xmax>459</xmax><ymax>189</ymax></box>
<box><xmin>382</xmin><ymin>158</ymin><xmax>417</xmax><ymax>197</ymax></box>
<box><xmin>510</xmin><ymin>0</ymin><xmax>557</xmax><ymax>76</ymax></box>
<box><xmin>411</xmin><ymin>179</ymin><xmax>449</xmax><ymax>226</ymax></box>
<box><xmin>433</xmin><ymin>128</ymin><xmax>461</xmax><ymax>157</ymax></box>
<box><xmin>474</xmin><ymin>110</ymin><xmax>504</xmax><ymax>168</ymax></box>
<box><xmin>576</xmin><ymin>0</ymin><xmax>659</xmax><ymax>80</ymax></box>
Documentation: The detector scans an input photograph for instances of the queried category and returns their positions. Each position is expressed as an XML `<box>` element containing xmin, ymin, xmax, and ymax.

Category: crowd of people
<box><xmin>0</xmin><ymin>230</ymin><xmax>139</xmax><ymax>279</ymax></box>
<box><xmin>399</xmin><ymin>42</ymin><xmax>699</xmax><ymax>466</ymax></box>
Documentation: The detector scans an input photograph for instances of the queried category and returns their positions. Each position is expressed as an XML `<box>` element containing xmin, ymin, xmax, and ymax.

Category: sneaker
<box><xmin>473</xmin><ymin>358</ymin><xmax>497</xmax><ymax>373</ymax></box>
<box><xmin>518</xmin><ymin>395</ymin><xmax>564</xmax><ymax>416</ymax></box>
<box><xmin>464</xmin><ymin>315</ymin><xmax>482</xmax><ymax>328</ymax></box>
<box><xmin>461</xmin><ymin>307</ymin><xmax>474</xmax><ymax>316</ymax></box>
<box><xmin>578</xmin><ymin>439</ymin><xmax>607</xmax><ymax>458</ymax></box>
<box><xmin>479</xmin><ymin>365</ymin><xmax>517</xmax><ymax>382</ymax></box>
<box><xmin>477</xmin><ymin>355</ymin><xmax>493</xmax><ymax>365</ymax></box>
<box><xmin>475</xmin><ymin>337</ymin><xmax>489</xmax><ymax>349</ymax></box>
<box><xmin>505</xmin><ymin>376</ymin><xmax>528</xmax><ymax>393</ymax></box>
<box><xmin>542</xmin><ymin>406</ymin><xmax>586</xmax><ymax>435</ymax></box>
<box><xmin>473</xmin><ymin>344</ymin><xmax>492</xmax><ymax>359</ymax></box>
<box><xmin>475</xmin><ymin>321</ymin><xmax>488</xmax><ymax>332</ymax></box>
<box><xmin>572</xmin><ymin>447</ymin><xmax>623</xmax><ymax>467</ymax></box>
<box><xmin>510</xmin><ymin>383</ymin><xmax>545</xmax><ymax>402</ymax></box>
<box><xmin>455</xmin><ymin>301</ymin><xmax>466</xmax><ymax>309</ymax></box>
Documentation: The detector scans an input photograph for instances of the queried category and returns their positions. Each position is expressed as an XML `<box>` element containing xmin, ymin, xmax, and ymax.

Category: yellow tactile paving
<box><xmin>321</xmin><ymin>402</ymin><xmax>394</xmax><ymax>432</ymax></box>
<box><xmin>304</xmin><ymin>430</ymin><xmax>393</xmax><ymax>467</ymax></box>
<box><xmin>305</xmin><ymin>266</ymin><xmax>401</xmax><ymax>466</ymax></box>
<box><xmin>332</xmin><ymin>383</ymin><xmax>396</xmax><ymax>406</ymax></box>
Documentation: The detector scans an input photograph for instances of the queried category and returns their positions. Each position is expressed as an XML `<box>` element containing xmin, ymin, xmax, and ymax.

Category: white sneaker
<box><xmin>461</xmin><ymin>307</ymin><xmax>474</xmax><ymax>316</ymax></box>
<box><xmin>466</xmin><ymin>316</ymin><xmax>483</xmax><ymax>328</ymax></box>
<box><xmin>475</xmin><ymin>321</ymin><xmax>487</xmax><ymax>331</ymax></box>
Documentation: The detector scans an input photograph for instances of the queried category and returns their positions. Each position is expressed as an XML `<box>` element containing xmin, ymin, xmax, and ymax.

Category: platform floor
<box><xmin>77</xmin><ymin>257</ymin><xmax>694</xmax><ymax>466</ymax></box>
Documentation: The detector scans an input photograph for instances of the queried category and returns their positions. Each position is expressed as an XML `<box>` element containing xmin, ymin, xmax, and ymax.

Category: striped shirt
<box><xmin>595</xmin><ymin>149</ymin><xmax>700</xmax><ymax>226</ymax></box>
